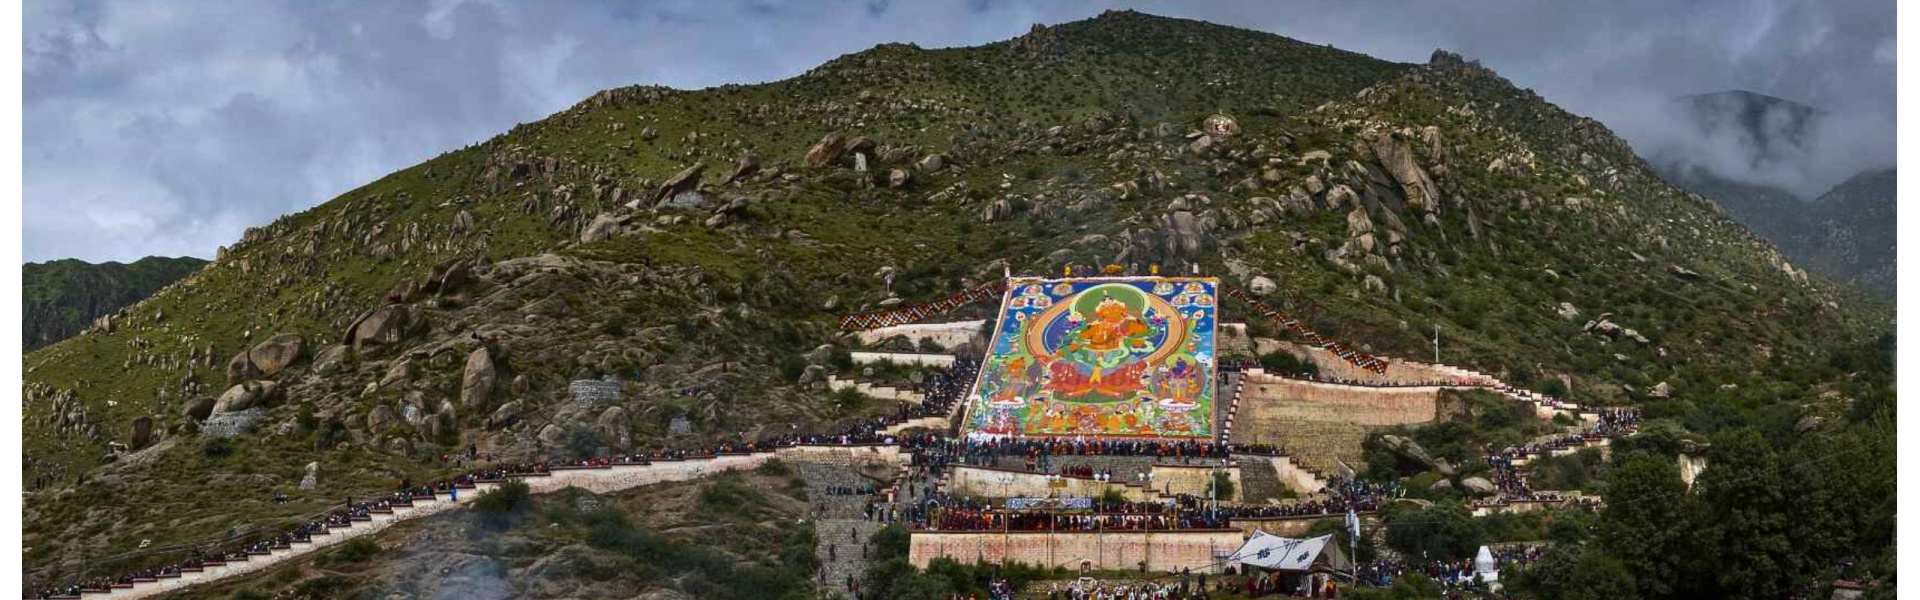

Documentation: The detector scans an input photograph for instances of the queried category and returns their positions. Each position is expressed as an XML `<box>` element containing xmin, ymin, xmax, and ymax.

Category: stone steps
<box><xmin>1234</xmin><ymin>455</ymin><xmax>1287</xmax><ymax>504</ymax></box>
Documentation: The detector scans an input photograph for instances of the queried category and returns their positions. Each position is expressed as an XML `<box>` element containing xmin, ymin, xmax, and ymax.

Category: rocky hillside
<box><xmin>1789</xmin><ymin>168</ymin><xmax>1896</xmax><ymax>296</ymax></box>
<box><xmin>1649</xmin><ymin>91</ymin><xmax>1895</xmax><ymax>297</ymax></box>
<box><xmin>156</xmin><ymin>466</ymin><xmax>818</xmax><ymax>600</ymax></box>
<box><xmin>21</xmin><ymin>10</ymin><xmax>1892</xmax><ymax>588</ymax></box>
<box><xmin>22</xmin><ymin>256</ymin><xmax>208</xmax><ymax>351</ymax></box>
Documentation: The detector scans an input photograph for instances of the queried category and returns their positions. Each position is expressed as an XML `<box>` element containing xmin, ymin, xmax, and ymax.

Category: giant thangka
<box><xmin>962</xmin><ymin>276</ymin><xmax>1219</xmax><ymax>439</ymax></box>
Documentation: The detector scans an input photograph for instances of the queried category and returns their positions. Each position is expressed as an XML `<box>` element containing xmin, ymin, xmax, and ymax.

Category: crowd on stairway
<box><xmin>1592</xmin><ymin>407</ymin><xmax>1641</xmax><ymax>437</ymax></box>
<box><xmin>31</xmin><ymin>342</ymin><xmax>1636</xmax><ymax>599</ymax></box>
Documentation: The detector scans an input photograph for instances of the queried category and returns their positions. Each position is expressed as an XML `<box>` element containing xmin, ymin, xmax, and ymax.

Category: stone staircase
<box><xmin>1215</xmin><ymin>371</ymin><xmax>1245</xmax><ymax>440</ymax></box>
<box><xmin>1234</xmin><ymin>456</ymin><xmax>1288</xmax><ymax>504</ymax></box>
<box><xmin>801</xmin><ymin>463</ymin><xmax>902</xmax><ymax>599</ymax></box>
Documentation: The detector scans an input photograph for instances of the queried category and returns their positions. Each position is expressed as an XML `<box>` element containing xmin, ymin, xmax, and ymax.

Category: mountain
<box><xmin>20</xmin><ymin>10</ymin><xmax>1892</xmax><ymax>594</ymax></box>
<box><xmin>1649</xmin><ymin>91</ymin><xmax>1894</xmax><ymax>297</ymax></box>
<box><xmin>22</xmin><ymin>256</ymin><xmax>208</xmax><ymax>351</ymax></box>
<box><xmin>1790</xmin><ymin>168</ymin><xmax>1896</xmax><ymax>296</ymax></box>
<box><xmin>1674</xmin><ymin>90</ymin><xmax>1822</xmax><ymax>169</ymax></box>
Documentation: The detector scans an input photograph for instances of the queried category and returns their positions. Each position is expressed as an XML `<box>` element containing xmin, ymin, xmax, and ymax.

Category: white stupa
<box><xmin>1474</xmin><ymin>545</ymin><xmax>1500</xmax><ymax>583</ymax></box>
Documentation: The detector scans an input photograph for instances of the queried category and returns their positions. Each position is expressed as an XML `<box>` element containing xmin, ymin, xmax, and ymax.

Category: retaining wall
<box><xmin>856</xmin><ymin>320</ymin><xmax>985</xmax><ymax>350</ymax></box>
<box><xmin>948</xmin><ymin>464</ymin><xmax>1241</xmax><ymax>502</ymax></box>
<box><xmin>908</xmin><ymin>530</ymin><xmax>1246</xmax><ymax>573</ymax></box>
<box><xmin>849</xmin><ymin>352</ymin><xmax>956</xmax><ymax>367</ymax></box>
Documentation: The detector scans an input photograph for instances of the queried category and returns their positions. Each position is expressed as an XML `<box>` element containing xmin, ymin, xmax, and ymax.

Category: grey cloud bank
<box><xmin>24</xmin><ymin>0</ymin><xmax>1894</xmax><ymax>262</ymax></box>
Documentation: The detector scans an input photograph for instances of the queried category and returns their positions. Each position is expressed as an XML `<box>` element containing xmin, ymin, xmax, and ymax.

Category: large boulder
<box><xmin>425</xmin><ymin>258</ymin><xmax>474</xmax><ymax>295</ymax></box>
<box><xmin>248</xmin><ymin>333</ymin><xmax>307</xmax><ymax>376</ymax></box>
<box><xmin>299</xmin><ymin>461</ymin><xmax>320</xmax><ymax>491</ymax></box>
<box><xmin>721</xmin><ymin>154</ymin><xmax>759</xmax><ymax>184</ymax></box>
<box><xmin>461</xmin><ymin>347</ymin><xmax>498</xmax><ymax>409</ymax></box>
<box><xmin>451</xmin><ymin>210</ymin><xmax>475</xmax><ymax>235</ymax></box>
<box><xmin>312</xmin><ymin>345</ymin><xmax>353</xmax><ymax>375</ymax></box>
<box><xmin>595</xmin><ymin>406</ymin><xmax>632</xmax><ymax>452</ymax></box>
<box><xmin>1378</xmin><ymin>434</ymin><xmax>1455</xmax><ymax>476</ymax></box>
<box><xmin>1249</xmin><ymin>276</ymin><xmax>1278</xmax><ymax>296</ymax></box>
<box><xmin>212</xmin><ymin>381</ymin><xmax>281</xmax><ymax>414</ymax></box>
<box><xmin>129</xmin><ymin>416</ymin><xmax>154</xmax><ymax>450</ymax></box>
<box><xmin>580</xmin><ymin>213</ymin><xmax>621</xmax><ymax>243</ymax></box>
<box><xmin>1459</xmin><ymin>476</ymin><xmax>1498</xmax><ymax>496</ymax></box>
<box><xmin>182</xmin><ymin>396</ymin><xmax>217</xmax><ymax>422</ymax></box>
<box><xmin>346</xmin><ymin>305</ymin><xmax>424</xmax><ymax>350</ymax></box>
<box><xmin>1160</xmin><ymin>210</ymin><xmax>1205</xmax><ymax>262</ymax></box>
<box><xmin>489</xmin><ymin>400</ymin><xmax>524</xmax><ymax>430</ymax></box>
<box><xmin>1649</xmin><ymin>381</ymin><xmax>1674</xmax><ymax>399</ymax></box>
<box><xmin>1369</xmin><ymin>132</ymin><xmax>1441</xmax><ymax>215</ymax></box>
<box><xmin>225</xmin><ymin>350</ymin><xmax>260</xmax><ymax>386</ymax></box>
<box><xmin>652</xmin><ymin>163</ymin><xmax>705</xmax><ymax>204</ymax></box>
<box><xmin>367</xmin><ymin>404</ymin><xmax>397</xmax><ymax>434</ymax></box>
<box><xmin>428</xmin><ymin>401</ymin><xmax>457</xmax><ymax>440</ymax></box>
<box><xmin>805</xmin><ymin>133</ymin><xmax>847</xmax><ymax>168</ymax></box>
<box><xmin>538</xmin><ymin>423</ymin><xmax>566</xmax><ymax>447</ymax></box>
<box><xmin>381</xmin><ymin>358</ymin><xmax>415</xmax><ymax>388</ymax></box>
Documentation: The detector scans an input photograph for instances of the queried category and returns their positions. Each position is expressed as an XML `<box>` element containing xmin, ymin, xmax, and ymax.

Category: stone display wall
<box><xmin>950</xmin><ymin>466</ymin><xmax>1155</xmax><ymax>502</ymax></box>
<box><xmin>568</xmin><ymin>379</ymin><xmax>623</xmax><ymax>405</ymax></box>
<box><xmin>849</xmin><ymin>351</ymin><xmax>956</xmax><ymax>367</ymax></box>
<box><xmin>1231</xmin><ymin>375</ymin><xmax>1439</xmax><ymax>476</ymax></box>
<box><xmin>1228</xmin><ymin>515</ymin><xmax>1350</xmax><ymax>538</ymax></box>
<box><xmin>1239</xmin><ymin>376</ymin><xmax>1441</xmax><ymax>427</ymax></box>
<box><xmin>1251</xmin><ymin>340</ymin><xmax>1467</xmax><ymax>386</ymax></box>
<box><xmin>948</xmin><ymin>465</ymin><xmax>1241</xmax><ymax>502</ymax></box>
<box><xmin>1149</xmin><ymin>463</ymin><xmax>1242</xmax><ymax>502</ymax></box>
<box><xmin>856</xmin><ymin>320</ymin><xmax>985</xmax><ymax>351</ymax></box>
<box><xmin>909</xmin><ymin>530</ymin><xmax>1246</xmax><ymax>573</ymax></box>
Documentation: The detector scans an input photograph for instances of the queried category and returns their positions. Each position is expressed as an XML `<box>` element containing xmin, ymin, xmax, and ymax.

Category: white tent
<box><xmin>1231</xmin><ymin>531</ymin><xmax>1350</xmax><ymax>572</ymax></box>
<box><xmin>1230</xmin><ymin>532</ymin><xmax>1351</xmax><ymax>598</ymax></box>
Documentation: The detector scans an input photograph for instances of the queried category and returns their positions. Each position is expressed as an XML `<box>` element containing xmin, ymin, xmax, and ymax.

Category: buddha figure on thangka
<box><xmin>965</xmin><ymin>277</ymin><xmax>1218</xmax><ymax>439</ymax></box>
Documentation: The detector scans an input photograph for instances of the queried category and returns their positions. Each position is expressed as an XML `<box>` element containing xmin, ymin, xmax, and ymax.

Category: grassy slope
<box><xmin>23</xmin><ymin>256</ymin><xmax>210</xmax><ymax>350</ymax></box>
<box><xmin>21</xmin><ymin>9</ymin><xmax>1890</xmax><ymax>585</ymax></box>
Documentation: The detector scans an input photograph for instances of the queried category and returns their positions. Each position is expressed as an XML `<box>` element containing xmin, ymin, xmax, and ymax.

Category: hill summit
<box><xmin>22</xmin><ymin>10</ymin><xmax>1889</xmax><ymax>595</ymax></box>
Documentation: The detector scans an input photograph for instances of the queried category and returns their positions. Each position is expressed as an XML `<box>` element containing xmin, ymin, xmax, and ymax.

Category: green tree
<box><xmin>1384</xmin><ymin>502</ymin><xmax>1483</xmax><ymax>562</ymax></box>
<box><xmin>1599</xmin><ymin>451</ymin><xmax>1688</xmax><ymax>599</ymax></box>
<box><xmin>1514</xmin><ymin>544</ymin><xmax>1638</xmax><ymax>600</ymax></box>
<box><xmin>1687</xmin><ymin>428</ymin><xmax>1795</xmax><ymax>599</ymax></box>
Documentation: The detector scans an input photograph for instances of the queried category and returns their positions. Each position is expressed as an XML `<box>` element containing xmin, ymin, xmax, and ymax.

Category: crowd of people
<box><xmin>1043</xmin><ymin>577</ymin><xmax>1206</xmax><ymax>600</ymax></box>
<box><xmin>31</xmin><ymin>342</ymin><xmax>1639</xmax><ymax>599</ymax></box>
<box><xmin>1356</xmin><ymin>544</ymin><xmax>1546</xmax><ymax>588</ymax></box>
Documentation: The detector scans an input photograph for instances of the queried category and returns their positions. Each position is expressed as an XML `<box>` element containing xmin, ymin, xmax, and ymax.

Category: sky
<box><xmin>23</xmin><ymin>0</ymin><xmax>1896</xmax><ymax>262</ymax></box>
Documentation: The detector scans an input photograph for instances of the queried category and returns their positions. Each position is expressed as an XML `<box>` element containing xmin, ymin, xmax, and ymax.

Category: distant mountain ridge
<box><xmin>23</xmin><ymin>256</ymin><xmax>208</xmax><ymax>350</ymax></box>
<box><xmin>1652</xmin><ymin>90</ymin><xmax>1894</xmax><ymax>297</ymax></box>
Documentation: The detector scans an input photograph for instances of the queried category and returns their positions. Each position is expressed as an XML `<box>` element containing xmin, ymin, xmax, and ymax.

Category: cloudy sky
<box><xmin>24</xmin><ymin>0</ymin><xmax>1895</xmax><ymax>262</ymax></box>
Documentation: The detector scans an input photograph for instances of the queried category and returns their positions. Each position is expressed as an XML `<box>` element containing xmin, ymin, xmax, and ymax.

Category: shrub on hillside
<box><xmin>475</xmin><ymin>479</ymin><xmax>532</xmax><ymax>525</ymax></box>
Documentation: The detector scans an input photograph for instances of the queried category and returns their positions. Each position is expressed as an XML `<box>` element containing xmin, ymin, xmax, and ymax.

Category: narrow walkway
<box><xmin>61</xmin><ymin>449</ymin><xmax>890</xmax><ymax>599</ymax></box>
<box><xmin>802</xmin><ymin>463</ymin><xmax>898</xmax><ymax>599</ymax></box>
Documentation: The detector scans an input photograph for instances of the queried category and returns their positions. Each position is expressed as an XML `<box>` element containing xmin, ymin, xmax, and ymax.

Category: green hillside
<box><xmin>21</xmin><ymin>10</ymin><xmax>1891</xmax><ymax>589</ymax></box>
<box><xmin>23</xmin><ymin>256</ymin><xmax>208</xmax><ymax>351</ymax></box>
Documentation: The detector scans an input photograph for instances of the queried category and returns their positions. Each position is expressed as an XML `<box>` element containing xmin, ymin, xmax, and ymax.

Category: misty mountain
<box><xmin>1650</xmin><ymin>91</ymin><xmax>1894</xmax><ymax>297</ymax></box>
<box><xmin>22</xmin><ymin>256</ymin><xmax>208</xmax><ymax>351</ymax></box>
<box><xmin>1791</xmin><ymin>168</ymin><xmax>1896</xmax><ymax>296</ymax></box>
<box><xmin>1675</xmin><ymin>90</ymin><xmax>1822</xmax><ymax>170</ymax></box>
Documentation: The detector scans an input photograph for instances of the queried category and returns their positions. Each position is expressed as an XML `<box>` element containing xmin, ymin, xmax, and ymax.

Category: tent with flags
<box><xmin>1229</xmin><ymin>531</ymin><xmax>1350</xmax><ymax>597</ymax></box>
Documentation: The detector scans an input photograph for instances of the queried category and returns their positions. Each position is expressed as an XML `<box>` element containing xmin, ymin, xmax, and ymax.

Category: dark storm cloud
<box><xmin>24</xmin><ymin>0</ymin><xmax>1893</xmax><ymax>261</ymax></box>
